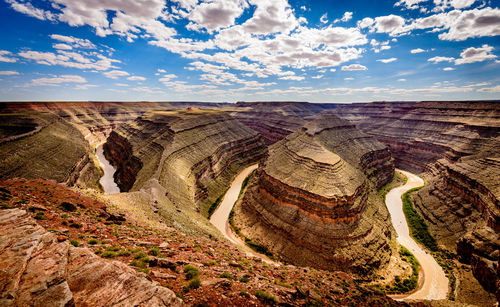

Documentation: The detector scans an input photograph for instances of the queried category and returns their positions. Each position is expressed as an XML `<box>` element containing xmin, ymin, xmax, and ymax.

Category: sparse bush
<box><xmin>69</xmin><ymin>239</ymin><xmax>79</xmax><ymax>247</ymax></box>
<box><xmin>34</xmin><ymin>212</ymin><xmax>45</xmax><ymax>220</ymax></box>
<box><xmin>219</xmin><ymin>272</ymin><xmax>233</xmax><ymax>279</ymax></box>
<box><xmin>101</xmin><ymin>251</ymin><xmax>116</xmax><ymax>258</ymax></box>
<box><xmin>184</xmin><ymin>264</ymin><xmax>199</xmax><ymax>280</ymax></box>
<box><xmin>118</xmin><ymin>250</ymin><xmax>131</xmax><ymax>256</ymax></box>
<box><xmin>187</xmin><ymin>277</ymin><xmax>201</xmax><ymax>289</ymax></box>
<box><xmin>148</xmin><ymin>246</ymin><xmax>160</xmax><ymax>256</ymax></box>
<box><xmin>88</xmin><ymin>238</ymin><xmax>98</xmax><ymax>245</ymax></box>
<box><xmin>255</xmin><ymin>290</ymin><xmax>277</xmax><ymax>305</ymax></box>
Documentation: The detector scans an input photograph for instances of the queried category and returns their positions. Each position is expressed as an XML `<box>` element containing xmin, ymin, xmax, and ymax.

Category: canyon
<box><xmin>0</xmin><ymin>100</ymin><xmax>498</xmax><ymax>306</ymax></box>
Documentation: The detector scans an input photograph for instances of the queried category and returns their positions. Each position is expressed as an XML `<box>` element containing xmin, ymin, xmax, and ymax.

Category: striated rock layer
<box><xmin>233</xmin><ymin>114</ymin><xmax>394</xmax><ymax>274</ymax></box>
<box><xmin>336</xmin><ymin>101</ymin><xmax>500</xmax><ymax>300</ymax></box>
<box><xmin>105</xmin><ymin>109</ymin><xmax>267</xmax><ymax>216</ymax></box>
<box><xmin>227</xmin><ymin>101</ymin><xmax>339</xmax><ymax>144</ymax></box>
<box><xmin>0</xmin><ymin>208</ymin><xmax>182</xmax><ymax>306</ymax></box>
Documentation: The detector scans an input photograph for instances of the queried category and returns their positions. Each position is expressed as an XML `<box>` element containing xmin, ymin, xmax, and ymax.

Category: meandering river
<box><xmin>386</xmin><ymin>169</ymin><xmax>449</xmax><ymax>300</ymax></box>
<box><xmin>96</xmin><ymin>144</ymin><xmax>120</xmax><ymax>194</ymax></box>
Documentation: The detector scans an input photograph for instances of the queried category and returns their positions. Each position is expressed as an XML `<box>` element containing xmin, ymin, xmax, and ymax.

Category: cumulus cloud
<box><xmin>371</xmin><ymin>15</ymin><xmax>407</xmax><ymax>36</ymax></box>
<box><xmin>342</xmin><ymin>64</ymin><xmax>367</xmax><ymax>71</ymax></box>
<box><xmin>53</xmin><ymin>43</ymin><xmax>72</xmax><ymax>50</ymax></box>
<box><xmin>0</xmin><ymin>50</ymin><xmax>17</xmax><ymax>63</ymax></box>
<box><xmin>103</xmin><ymin>70</ymin><xmax>130</xmax><ymax>79</ymax></box>
<box><xmin>455</xmin><ymin>44</ymin><xmax>497</xmax><ymax>64</ymax></box>
<box><xmin>187</xmin><ymin>0</ymin><xmax>247</xmax><ymax>33</ymax></box>
<box><xmin>31</xmin><ymin>75</ymin><xmax>86</xmax><ymax>86</ymax></box>
<box><xmin>0</xmin><ymin>71</ymin><xmax>20</xmax><ymax>75</ymax></box>
<box><xmin>443</xmin><ymin>67</ymin><xmax>455</xmax><ymax>70</ymax></box>
<box><xmin>377</xmin><ymin>57</ymin><xmax>397</xmax><ymax>63</ymax></box>
<box><xmin>407</xmin><ymin>7</ymin><xmax>500</xmax><ymax>41</ymax></box>
<box><xmin>433</xmin><ymin>0</ymin><xmax>476</xmax><ymax>11</ymax></box>
<box><xmin>411</xmin><ymin>48</ymin><xmax>426</xmax><ymax>53</ymax></box>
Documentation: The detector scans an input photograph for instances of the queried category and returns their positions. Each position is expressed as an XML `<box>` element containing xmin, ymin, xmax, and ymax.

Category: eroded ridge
<box><xmin>104</xmin><ymin>108</ymin><xmax>267</xmax><ymax>215</ymax></box>
<box><xmin>233</xmin><ymin>114</ymin><xmax>394</xmax><ymax>273</ymax></box>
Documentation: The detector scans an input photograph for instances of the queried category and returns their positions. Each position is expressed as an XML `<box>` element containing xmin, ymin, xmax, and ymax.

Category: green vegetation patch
<box><xmin>207</xmin><ymin>195</ymin><xmax>223</xmax><ymax>219</ymax></box>
<box><xmin>402</xmin><ymin>187</ymin><xmax>437</xmax><ymax>251</ymax></box>
<box><xmin>255</xmin><ymin>290</ymin><xmax>277</xmax><ymax>305</ymax></box>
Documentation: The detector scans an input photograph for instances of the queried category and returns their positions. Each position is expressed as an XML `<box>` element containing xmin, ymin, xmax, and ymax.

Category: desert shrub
<box><xmin>255</xmin><ymin>290</ymin><xmax>277</xmax><ymax>305</ymax></box>
<box><xmin>88</xmin><ymin>238</ymin><xmax>98</xmax><ymax>245</ymax></box>
<box><xmin>148</xmin><ymin>246</ymin><xmax>160</xmax><ymax>256</ymax></box>
<box><xmin>69</xmin><ymin>239</ymin><xmax>79</xmax><ymax>247</ymax></box>
<box><xmin>101</xmin><ymin>251</ymin><xmax>116</xmax><ymax>258</ymax></box>
<box><xmin>184</xmin><ymin>264</ymin><xmax>199</xmax><ymax>280</ymax></box>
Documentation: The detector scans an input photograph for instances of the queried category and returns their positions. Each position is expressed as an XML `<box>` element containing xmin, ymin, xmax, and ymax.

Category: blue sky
<box><xmin>0</xmin><ymin>0</ymin><xmax>499</xmax><ymax>103</ymax></box>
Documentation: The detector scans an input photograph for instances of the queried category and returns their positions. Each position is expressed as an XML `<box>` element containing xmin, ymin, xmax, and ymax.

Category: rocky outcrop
<box><xmin>336</xmin><ymin>100</ymin><xmax>500</xmax><ymax>299</ymax></box>
<box><xmin>233</xmin><ymin>114</ymin><xmax>394</xmax><ymax>274</ymax></box>
<box><xmin>228</xmin><ymin>101</ymin><xmax>339</xmax><ymax>144</ymax></box>
<box><xmin>0</xmin><ymin>208</ymin><xmax>182</xmax><ymax>306</ymax></box>
<box><xmin>104</xmin><ymin>109</ymin><xmax>267</xmax><ymax>215</ymax></box>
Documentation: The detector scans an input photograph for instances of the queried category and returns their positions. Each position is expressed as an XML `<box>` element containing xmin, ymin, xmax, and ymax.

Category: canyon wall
<box><xmin>104</xmin><ymin>108</ymin><xmax>267</xmax><ymax>216</ymax></box>
<box><xmin>233</xmin><ymin>114</ymin><xmax>394</xmax><ymax>274</ymax></box>
<box><xmin>336</xmin><ymin>101</ymin><xmax>500</xmax><ymax>299</ymax></box>
<box><xmin>227</xmin><ymin>101</ymin><xmax>338</xmax><ymax>144</ymax></box>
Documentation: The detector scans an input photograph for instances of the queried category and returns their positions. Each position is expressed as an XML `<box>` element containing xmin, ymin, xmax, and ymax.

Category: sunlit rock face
<box><xmin>233</xmin><ymin>113</ymin><xmax>394</xmax><ymax>274</ymax></box>
<box><xmin>336</xmin><ymin>101</ymin><xmax>500</xmax><ymax>298</ymax></box>
<box><xmin>104</xmin><ymin>108</ymin><xmax>267</xmax><ymax>215</ymax></box>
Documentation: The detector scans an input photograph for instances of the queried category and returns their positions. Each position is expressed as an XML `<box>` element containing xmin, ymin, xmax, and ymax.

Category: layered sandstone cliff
<box><xmin>0</xmin><ymin>208</ymin><xmax>182</xmax><ymax>306</ymax></box>
<box><xmin>104</xmin><ymin>109</ymin><xmax>267</xmax><ymax>215</ymax></box>
<box><xmin>228</xmin><ymin>101</ymin><xmax>338</xmax><ymax>144</ymax></box>
<box><xmin>336</xmin><ymin>101</ymin><xmax>500</xmax><ymax>300</ymax></box>
<box><xmin>233</xmin><ymin>114</ymin><xmax>394</xmax><ymax>273</ymax></box>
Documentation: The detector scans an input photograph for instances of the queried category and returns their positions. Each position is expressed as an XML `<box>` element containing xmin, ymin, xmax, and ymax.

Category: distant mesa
<box><xmin>232</xmin><ymin>113</ymin><xmax>394</xmax><ymax>273</ymax></box>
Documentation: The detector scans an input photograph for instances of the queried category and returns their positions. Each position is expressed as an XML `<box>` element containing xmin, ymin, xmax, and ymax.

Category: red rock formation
<box><xmin>0</xmin><ymin>208</ymin><xmax>182</xmax><ymax>306</ymax></box>
<box><xmin>233</xmin><ymin>114</ymin><xmax>394</xmax><ymax>274</ymax></box>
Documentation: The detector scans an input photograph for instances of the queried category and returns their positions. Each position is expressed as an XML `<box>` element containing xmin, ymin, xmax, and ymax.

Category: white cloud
<box><xmin>371</xmin><ymin>15</ymin><xmax>407</xmax><ymax>36</ymax></box>
<box><xmin>344</xmin><ymin>77</ymin><xmax>354</xmax><ymax>80</ymax></box>
<box><xmin>127</xmin><ymin>76</ymin><xmax>146</xmax><ymax>81</ymax></box>
<box><xmin>411</xmin><ymin>48</ymin><xmax>426</xmax><ymax>53</ymax></box>
<box><xmin>50</xmin><ymin>34</ymin><xmax>96</xmax><ymax>49</ymax></box>
<box><xmin>341</xmin><ymin>64</ymin><xmax>367</xmax><ymax>71</ymax></box>
<box><xmin>157</xmin><ymin>69</ymin><xmax>166</xmax><ymax>73</ymax></box>
<box><xmin>477</xmin><ymin>85</ymin><xmax>500</xmax><ymax>92</ymax></box>
<box><xmin>455</xmin><ymin>44</ymin><xmax>497</xmax><ymax>64</ymax></box>
<box><xmin>0</xmin><ymin>71</ymin><xmax>20</xmax><ymax>75</ymax></box>
<box><xmin>279</xmin><ymin>75</ymin><xmax>305</xmax><ymax>81</ymax></box>
<box><xmin>428</xmin><ymin>56</ymin><xmax>455</xmax><ymax>63</ymax></box>
<box><xmin>31</xmin><ymin>75</ymin><xmax>87</xmax><ymax>86</ymax></box>
<box><xmin>407</xmin><ymin>7</ymin><xmax>500</xmax><ymax>41</ymax></box>
<box><xmin>53</xmin><ymin>43</ymin><xmax>72</xmax><ymax>50</ymax></box>
<box><xmin>0</xmin><ymin>50</ymin><xmax>17</xmax><ymax>63</ymax></box>
<box><xmin>320</xmin><ymin>13</ymin><xmax>328</xmax><ymax>24</ymax></box>
<box><xmin>5</xmin><ymin>0</ymin><xmax>55</xmax><ymax>21</ymax></box>
<box><xmin>433</xmin><ymin>0</ymin><xmax>476</xmax><ymax>11</ymax></box>
<box><xmin>115</xmin><ymin>83</ymin><xmax>129</xmax><ymax>87</ymax></box>
<box><xmin>242</xmin><ymin>0</ymin><xmax>299</xmax><ymax>35</ymax></box>
<box><xmin>103</xmin><ymin>70</ymin><xmax>130</xmax><ymax>79</ymax></box>
<box><xmin>397</xmin><ymin>78</ymin><xmax>407</xmax><ymax>81</ymax></box>
<box><xmin>18</xmin><ymin>50</ymin><xmax>120</xmax><ymax>71</ymax></box>
<box><xmin>330</xmin><ymin>68</ymin><xmax>336</xmax><ymax>72</ymax></box>
<box><xmin>443</xmin><ymin>67</ymin><xmax>455</xmax><ymax>70</ymax></box>
<box><xmin>75</xmin><ymin>84</ymin><xmax>98</xmax><ymax>90</ymax></box>
<box><xmin>300</xmin><ymin>5</ymin><xmax>306</xmax><ymax>11</ymax></box>
<box><xmin>334</xmin><ymin>12</ymin><xmax>353</xmax><ymax>23</ymax></box>
<box><xmin>377</xmin><ymin>57</ymin><xmax>397</xmax><ymax>63</ymax></box>
<box><xmin>311</xmin><ymin>74</ymin><xmax>323</xmax><ymax>79</ymax></box>
<box><xmin>395</xmin><ymin>0</ymin><xmax>428</xmax><ymax>10</ymax></box>
<box><xmin>187</xmin><ymin>0</ymin><xmax>247</xmax><ymax>33</ymax></box>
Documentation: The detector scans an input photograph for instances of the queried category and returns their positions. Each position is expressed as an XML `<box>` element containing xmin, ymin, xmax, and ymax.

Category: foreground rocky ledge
<box><xmin>0</xmin><ymin>208</ymin><xmax>182</xmax><ymax>306</ymax></box>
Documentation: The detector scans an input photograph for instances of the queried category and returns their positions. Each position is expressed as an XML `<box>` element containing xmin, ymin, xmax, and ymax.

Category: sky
<box><xmin>0</xmin><ymin>0</ymin><xmax>499</xmax><ymax>103</ymax></box>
